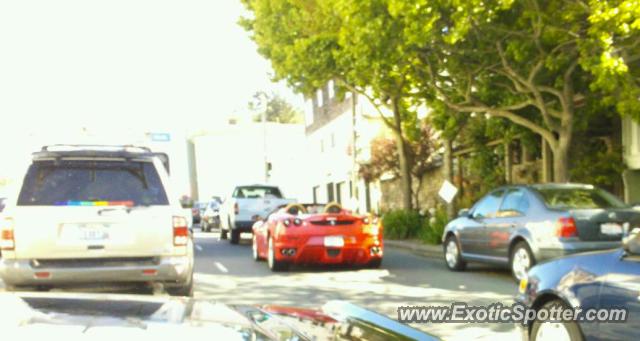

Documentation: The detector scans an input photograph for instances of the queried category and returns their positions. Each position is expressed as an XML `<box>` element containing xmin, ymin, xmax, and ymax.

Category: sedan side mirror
<box><xmin>458</xmin><ymin>208</ymin><xmax>470</xmax><ymax>218</ymax></box>
<box><xmin>623</xmin><ymin>228</ymin><xmax>640</xmax><ymax>255</ymax></box>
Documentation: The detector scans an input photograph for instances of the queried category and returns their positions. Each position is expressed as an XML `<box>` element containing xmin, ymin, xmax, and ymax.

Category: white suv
<box><xmin>0</xmin><ymin>145</ymin><xmax>194</xmax><ymax>296</ymax></box>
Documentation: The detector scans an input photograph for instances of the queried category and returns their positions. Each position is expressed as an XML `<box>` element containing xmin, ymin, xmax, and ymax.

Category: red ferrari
<box><xmin>251</xmin><ymin>203</ymin><xmax>383</xmax><ymax>271</ymax></box>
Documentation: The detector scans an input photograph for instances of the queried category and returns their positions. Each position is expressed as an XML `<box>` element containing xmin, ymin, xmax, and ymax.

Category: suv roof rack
<box><xmin>41</xmin><ymin>144</ymin><xmax>152</xmax><ymax>153</ymax></box>
<box><xmin>33</xmin><ymin>145</ymin><xmax>171</xmax><ymax>174</ymax></box>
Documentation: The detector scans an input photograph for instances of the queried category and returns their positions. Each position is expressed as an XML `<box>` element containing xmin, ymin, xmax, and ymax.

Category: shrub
<box><xmin>419</xmin><ymin>206</ymin><xmax>449</xmax><ymax>245</ymax></box>
<box><xmin>382</xmin><ymin>209</ymin><xmax>422</xmax><ymax>239</ymax></box>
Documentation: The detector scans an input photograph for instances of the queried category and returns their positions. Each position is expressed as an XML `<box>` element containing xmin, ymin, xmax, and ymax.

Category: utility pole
<box><xmin>351</xmin><ymin>94</ymin><xmax>359</xmax><ymax>212</ymax></box>
<box><xmin>262</xmin><ymin>106</ymin><xmax>269</xmax><ymax>184</ymax></box>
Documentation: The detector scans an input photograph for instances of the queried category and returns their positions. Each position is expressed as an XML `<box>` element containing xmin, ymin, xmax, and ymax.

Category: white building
<box><xmin>192</xmin><ymin>122</ymin><xmax>310</xmax><ymax>202</ymax></box>
<box><xmin>304</xmin><ymin>83</ymin><xmax>387</xmax><ymax>213</ymax></box>
<box><xmin>0</xmin><ymin>126</ymin><xmax>192</xmax><ymax>200</ymax></box>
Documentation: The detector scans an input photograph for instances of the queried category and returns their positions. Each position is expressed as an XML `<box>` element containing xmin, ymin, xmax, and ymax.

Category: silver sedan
<box><xmin>442</xmin><ymin>183</ymin><xmax>636</xmax><ymax>281</ymax></box>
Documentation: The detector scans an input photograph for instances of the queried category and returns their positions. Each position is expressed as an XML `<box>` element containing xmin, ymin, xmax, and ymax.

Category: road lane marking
<box><xmin>195</xmin><ymin>244</ymin><xmax>203</xmax><ymax>251</ymax></box>
<box><xmin>214</xmin><ymin>262</ymin><xmax>228</xmax><ymax>273</ymax></box>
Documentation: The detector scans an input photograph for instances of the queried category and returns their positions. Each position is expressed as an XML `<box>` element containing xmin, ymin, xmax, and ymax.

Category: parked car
<box><xmin>252</xmin><ymin>202</ymin><xmax>383</xmax><ymax>271</ymax></box>
<box><xmin>201</xmin><ymin>200</ymin><xmax>221</xmax><ymax>232</ymax></box>
<box><xmin>0</xmin><ymin>145</ymin><xmax>194</xmax><ymax>295</ymax></box>
<box><xmin>442</xmin><ymin>183</ymin><xmax>635</xmax><ymax>281</ymax></box>
<box><xmin>516</xmin><ymin>227</ymin><xmax>640</xmax><ymax>341</ymax></box>
<box><xmin>219</xmin><ymin>184</ymin><xmax>294</xmax><ymax>244</ymax></box>
<box><xmin>0</xmin><ymin>292</ymin><xmax>436</xmax><ymax>340</ymax></box>
<box><xmin>191</xmin><ymin>201</ymin><xmax>206</xmax><ymax>225</ymax></box>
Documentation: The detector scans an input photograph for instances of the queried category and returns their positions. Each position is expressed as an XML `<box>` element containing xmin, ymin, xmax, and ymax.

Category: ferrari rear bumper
<box><xmin>273</xmin><ymin>236</ymin><xmax>383</xmax><ymax>266</ymax></box>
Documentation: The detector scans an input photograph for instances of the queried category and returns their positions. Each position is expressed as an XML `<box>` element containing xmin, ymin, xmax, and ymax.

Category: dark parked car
<box><xmin>201</xmin><ymin>200</ymin><xmax>221</xmax><ymax>232</ymax></box>
<box><xmin>516</xmin><ymin>228</ymin><xmax>640</xmax><ymax>341</ymax></box>
<box><xmin>191</xmin><ymin>201</ymin><xmax>206</xmax><ymax>224</ymax></box>
<box><xmin>443</xmin><ymin>183</ymin><xmax>636</xmax><ymax>281</ymax></box>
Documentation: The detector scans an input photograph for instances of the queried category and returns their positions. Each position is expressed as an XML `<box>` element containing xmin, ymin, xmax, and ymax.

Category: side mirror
<box><xmin>458</xmin><ymin>208</ymin><xmax>470</xmax><ymax>218</ymax></box>
<box><xmin>623</xmin><ymin>228</ymin><xmax>640</xmax><ymax>255</ymax></box>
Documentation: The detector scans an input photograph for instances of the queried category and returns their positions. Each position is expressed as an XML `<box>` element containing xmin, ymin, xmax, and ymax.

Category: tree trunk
<box><xmin>443</xmin><ymin>138</ymin><xmax>455</xmax><ymax>220</ymax></box>
<box><xmin>392</xmin><ymin>98</ymin><xmax>413</xmax><ymax>210</ymax></box>
<box><xmin>552</xmin><ymin>133</ymin><xmax>571</xmax><ymax>183</ymax></box>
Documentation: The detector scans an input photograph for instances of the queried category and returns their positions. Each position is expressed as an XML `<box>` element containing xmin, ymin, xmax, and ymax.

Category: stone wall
<box><xmin>379</xmin><ymin>166</ymin><xmax>446</xmax><ymax>212</ymax></box>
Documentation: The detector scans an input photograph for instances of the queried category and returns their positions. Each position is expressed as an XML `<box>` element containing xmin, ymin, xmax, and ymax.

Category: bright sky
<box><xmin>0</xmin><ymin>0</ymin><xmax>302</xmax><ymax>132</ymax></box>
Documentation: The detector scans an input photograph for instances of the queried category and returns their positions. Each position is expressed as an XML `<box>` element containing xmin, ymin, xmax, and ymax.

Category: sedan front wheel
<box><xmin>510</xmin><ymin>241</ymin><xmax>535</xmax><ymax>282</ymax></box>
<box><xmin>443</xmin><ymin>235</ymin><xmax>466</xmax><ymax>271</ymax></box>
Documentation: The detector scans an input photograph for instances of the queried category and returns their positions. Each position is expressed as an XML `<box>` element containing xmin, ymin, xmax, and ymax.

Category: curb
<box><xmin>385</xmin><ymin>239</ymin><xmax>443</xmax><ymax>259</ymax></box>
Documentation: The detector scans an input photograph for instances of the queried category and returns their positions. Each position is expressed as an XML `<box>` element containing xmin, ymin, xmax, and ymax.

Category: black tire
<box><xmin>165</xmin><ymin>272</ymin><xmax>194</xmax><ymax>297</ymax></box>
<box><xmin>267</xmin><ymin>237</ymin><xmax>288</xmax><ymax>272</ymax></box>
<box><xmin>530</xmin><ymin>300</ymin><xmax>584</xmax><ymax>341</ymax></box>
<box><xmin>510</xmin><ymin>241</ymin><xmax>536</xmax><ymax>282</ymax></box>
<box><xmin>220</xmin><ymin>228</ymin><xmax>228</xmax><ymax>240</ymax></box>
<box><xmin>367</xmin><ymin>258</ymin><xmax>382</xmax><ymax>269</ymax></box>
<box><xmin>443</xmin><ymin>235</ymin><xmax>467</xmax><ymax>271</ymax></box>
<box><xmin>230</xmin><ymin>229</ymin><xmax>240</xmax><ymax>244</ymax></box>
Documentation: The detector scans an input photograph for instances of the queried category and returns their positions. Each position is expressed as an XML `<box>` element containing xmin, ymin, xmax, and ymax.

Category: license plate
<box><xmin>61</xmin><ymin>224</ymin><xmax>110</xmax><ymax>242</ymax></box>
<box><xmin>324</xmin><ymin>236</ymin><xmax>344</xmax><ymax>247</ymax></box>
<box><xmin>601</xmin><ymin>223</ymin><xmax>623</xmax><ymax>236</ymax></box>
<box><xmin>81</xmin><ymin>228</ymin><xmax>109</xmax><ymax>241</ymax></box>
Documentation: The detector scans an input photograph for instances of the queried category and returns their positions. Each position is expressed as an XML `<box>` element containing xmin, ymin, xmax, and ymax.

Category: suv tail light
<box><xmin>234</xmin><ymin>203</ymin><xmax>239</xmax><ymax>215</ymax></box>
<box><xmin>173</xmin><ymin>216</ymin><xmax>189</xmax><ymax>246</ymax></box>
<box><xmin>556</xmin><ymin>217</ymin><xmax>578</xmax><ymax>238</ymax></box>
<box><xmin>0</xmin><ymin>218</ymin><xmax>15</xmax><ymax>251</ymax></box>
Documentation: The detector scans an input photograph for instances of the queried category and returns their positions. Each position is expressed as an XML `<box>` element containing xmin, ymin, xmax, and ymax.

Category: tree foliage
<box><xmin>241</xmin><ymin>0</ymin><xmax>640</xmax><ymax>192</ymax></box>
<box><xmin>248</xmin><ymin>91</ymin><xmax>303</xmax><ymax>124</ymax></box>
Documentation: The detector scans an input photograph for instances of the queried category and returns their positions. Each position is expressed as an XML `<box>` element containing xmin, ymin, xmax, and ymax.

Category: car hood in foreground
<box><xmin>0</xmin><ymin>292</ymin><xmax>436</xmax><ymax>341</ymax></box>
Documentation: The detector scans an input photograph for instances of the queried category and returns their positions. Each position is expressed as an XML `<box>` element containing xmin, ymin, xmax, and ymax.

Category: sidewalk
<box><xmin>385</xmin><ymin>239</ymin><xmax>443</xmax><ymax>259</ymax></box>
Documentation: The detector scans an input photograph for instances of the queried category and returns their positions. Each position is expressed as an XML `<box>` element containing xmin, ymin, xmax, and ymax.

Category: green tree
<box><xmin>386</xmin><ymin>0</ymin><xmax>639</xmax><ymax>182</ymax></box>
<box><xmin>249</xmin><ymin>91</ymin><xmax>303</xmax><ymax>124</ymax></box>
<box><xmin>241</xmin><ymin>0</ymin><xmax>417</xmax><ymax>209</ymax></box>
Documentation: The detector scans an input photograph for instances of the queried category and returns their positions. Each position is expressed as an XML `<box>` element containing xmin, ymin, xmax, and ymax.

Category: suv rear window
<box><xmin>534</xmin><ymin>187</ymin><xmax>626</xmax><ymax>210</ymax></box>
<box><xmin>233</xmin><ymin>186</ymin><xmax>282</xmax><ymax>199</ymax></box>
<box><xmin>17</xmin><ymin>160</ymin><xmax>169</xmax><ymax>206</ymax></box>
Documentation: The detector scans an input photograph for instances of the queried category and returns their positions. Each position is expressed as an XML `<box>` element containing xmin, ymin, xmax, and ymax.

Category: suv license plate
<box><xmin>324</xmin><ymin>236</ymin><xmax>344</xmax><ymax>247</ymax></box>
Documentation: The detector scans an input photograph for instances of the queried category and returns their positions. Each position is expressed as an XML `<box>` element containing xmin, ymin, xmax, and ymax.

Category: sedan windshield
<box><xmin>534</xmin><ymin>187</ymin><xmax>627</xmax><ymax>210</ymax></box>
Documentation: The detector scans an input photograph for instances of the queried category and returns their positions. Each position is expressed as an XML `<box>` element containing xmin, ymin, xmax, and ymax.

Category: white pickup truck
<box><xmin>219</xmin><ymin>185</ymin><xmax>294</xmax><ymax>244</ymax></box>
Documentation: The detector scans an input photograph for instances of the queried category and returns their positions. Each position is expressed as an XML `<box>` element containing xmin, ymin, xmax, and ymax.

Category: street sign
<box><xmin>438</xmin><ymin>180</ymin><xmax>458</xmax><ymax>203</ymax></box>
<box><xmin>149</xmin><ymin>133</ymin><xmax>171</xmax><ymax>142</ymax></box>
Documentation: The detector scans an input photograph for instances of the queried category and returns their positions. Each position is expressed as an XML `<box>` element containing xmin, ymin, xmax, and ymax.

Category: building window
<box><xmin>327</xmin><ymin>182</ymin><xmax>335</xmax><ymax>202</ymax></box>
<box><xmin>316</xmin><ymin>89</ymin><xmax>324</xmax><ymax>108</ymax></box>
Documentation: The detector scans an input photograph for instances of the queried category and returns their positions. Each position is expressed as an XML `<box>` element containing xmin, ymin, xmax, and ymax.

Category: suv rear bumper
<box><xmin>0</xmin><ymin>256</ymin><xmax>192</xmax><ymax>287</ymax></box>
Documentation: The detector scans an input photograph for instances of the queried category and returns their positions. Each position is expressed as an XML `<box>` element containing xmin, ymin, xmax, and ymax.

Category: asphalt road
<box><xmin>0</xmin><ymin>228</ymin><xmax>522</xmax><ymax>340</ymax></box>
<box><xmin>192</xmin><ymin>229</ymin><xmax>520</xmax><ymax>340</ymax></box>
